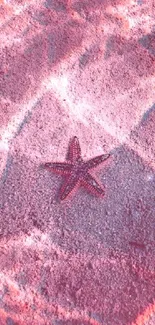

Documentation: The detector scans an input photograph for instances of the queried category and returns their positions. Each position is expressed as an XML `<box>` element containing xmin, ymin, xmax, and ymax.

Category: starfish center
<box><xmin>71</xmin><ymin>159</ymin><xmax>87</xmax><ymax>177</ymax></box>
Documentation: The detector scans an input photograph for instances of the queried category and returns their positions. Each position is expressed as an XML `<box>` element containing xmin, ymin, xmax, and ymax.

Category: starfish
<box><xmin>44</xmin><ymin>136</ymin><xmax>110</xmax><ymax>201</ymax></box>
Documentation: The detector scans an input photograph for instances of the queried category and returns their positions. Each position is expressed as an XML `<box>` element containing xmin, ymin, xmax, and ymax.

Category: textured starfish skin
<box><xmin>44</xmin><ymin>136</ymin><xmax>110</xmax><ymax>200</ymax></box>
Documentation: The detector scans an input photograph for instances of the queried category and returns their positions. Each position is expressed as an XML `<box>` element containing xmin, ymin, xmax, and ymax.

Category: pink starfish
<box><xmin>44</xmin><ymin>136</ymin><xmax>110</xmax><ymax>201</ymax></box>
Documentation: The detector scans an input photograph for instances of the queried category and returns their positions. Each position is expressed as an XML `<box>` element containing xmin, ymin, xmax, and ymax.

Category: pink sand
<box><xmin>0</xmin><ymin>0</ymin><xmax>155</xmax><ymax>324</ymax></box>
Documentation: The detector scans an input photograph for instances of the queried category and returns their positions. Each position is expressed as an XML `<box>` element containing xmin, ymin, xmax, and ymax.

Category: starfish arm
<box><xmin>86</xmin><ymin>154</ymin><xmax>110</xmax><ymax>170</ymax></box>
<box><xmin>82</xmin><ymin>172</ymin><xmax>105</xmax><ymax>197</ymax></box>
<box><xmin>68</xmin><ymin>136</ymin><xmax>81</xmax><ymax>162</ymax></box>
<box><xmin>59</xmin><ymin>173</ymin><xmax>80</xmax><ymax>200</ymax></box>
<box><xmin>44</xmin><ymin>162</ymin><xmax>72</xmax><ymax>175</ymax></box>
